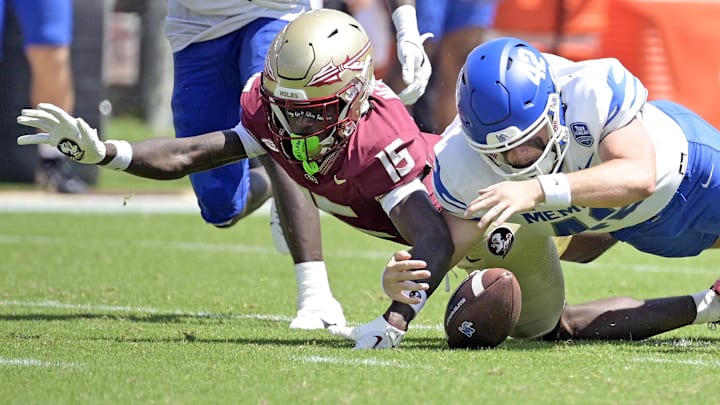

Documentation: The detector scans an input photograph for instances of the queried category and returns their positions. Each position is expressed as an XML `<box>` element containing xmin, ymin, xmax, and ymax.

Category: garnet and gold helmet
<box><xmin>261</xmin><ymin>8</ymin><xmax>374</xmax><ymax>175</ymax></box>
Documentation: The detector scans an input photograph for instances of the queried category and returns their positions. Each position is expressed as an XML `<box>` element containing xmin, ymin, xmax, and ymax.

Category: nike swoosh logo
<box><xmin>701</xmin><ymin>164</ymin><xmax>714</xmax><ymax>188</ymax></box>
<box><xmin>333</xmin><ymin>175</ymin><xmax>347</xmax><ymax>185</ymax></box>
<box><xmin>465</xmin><ymin>256</ymin><xmax>483</xmax><ymax>264</ymax></box>
<box><xmin>372</xmin><ymin>335</ymin><xmax>383</xmax><ymax>349</ymax></box>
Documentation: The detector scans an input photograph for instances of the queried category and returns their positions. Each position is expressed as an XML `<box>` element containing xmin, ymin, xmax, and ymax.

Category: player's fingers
<box><xmin>401</xmin><ymin>58</ymin><xmax>416</xmax><ymax>85</ymax></box>
<box><xmin>38</xmin><ymin>103</ymin><xmax>75</xmax><ymax>124</ymax></box>
<box><xmin>19</xmin><ymin>107</ymin><xmax>59</xmax><ymax>120</ymax></box>
<box><xmin>17</xmin><ymin>109</ymin><xmax>58</xmax><ymax>131</ymax></box>
<box><xmin>408</xmin><ymin>270</ymin><xmax>431</xmax><ymax>280</ymax></box>
<box><xmin>16</xmin><ymin>117</ymin><xmax>52</xmax><ymax>133</ymax></box>
<box><xmin>401</xmin><ymin>281</ymin><xmax>429</xmax><ymax>291</ymax></box>
<box><xmin>16</xmin><ymin>133</ymin><xmax>51</xmax><ymax>145</ymax></box>
<box><xmin>494</xmin><ymin>206</ymin><xmax>517</xmax><ymax>229</ymax></box>
<box><xmin>419</xmin><ymin>32</ymin><xmax>434</xmax><ymax>44</ymax></box>
<box><xmin>396</xmin><ymin>259</ymin><xmax>427</xmax><ymax>271</ymax></box>
<box><xmin>387</xmin><ymin>269</ymin><xmax>431</xmax><ymax>284</ymax></box>
<box><xmin>76</xmin><ymin>118</ymin><xmax>96</xmax><ymax>140</ymax></box>
<box><xmin>476</xmin><ymin>209</ymin><xmax>499</xmax><ymax>232</ymax></box>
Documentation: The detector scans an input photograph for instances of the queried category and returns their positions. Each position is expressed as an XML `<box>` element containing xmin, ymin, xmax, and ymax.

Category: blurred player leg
<box><xmin>383</xmin><ymin>0</ymin><xmax>498</xmax><ymax>133</ymax></box>
<box><xmin>172</xmin><ymin>29</ymin><xmax>270</xmax><ymax>226</ymax></box>
<box><xmin>555</xmin><ymin>233</ymin><xmax>619</xmax><ymax>263</ymax></box>
<box><xmin>13</xmin><ymin>0</ymin><xmax>83</xmax><ymax>192</ymax></box>
<box><xmin>423</xmin><ymin>0</ymin><xmax>498</xmax><ymax>133</ymax></box>
<box><xmin>544</xmin><ymin>290</ymin><xmax>719</xmax><ymax>341</ymax></box>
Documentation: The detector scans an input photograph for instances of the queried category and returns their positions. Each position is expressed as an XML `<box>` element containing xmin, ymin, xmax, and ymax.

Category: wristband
<box><xmin>103</xmin><ymin>140</ymin><xmax>133</xmax><ymax>170</ymax></box>
<box><xmin>391</xmin><ymin>5</ymin><xmax>420</xmax><ymax>40</ymax></box>
<box><xmin>537</xmin><ymin>173</ymin><xmax>572</xmax><ymax>206</ymax></box>
<box><xmin>400</xmin><ymin>289</ymin><xmax>427</xmax><ymax>315</ymax></box>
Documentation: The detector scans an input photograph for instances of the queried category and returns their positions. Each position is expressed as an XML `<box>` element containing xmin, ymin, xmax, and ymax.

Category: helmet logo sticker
<box><xmin>306</xmin><ymin>42</ymin><xmax>371</xmax><ymax>87</ymax></box>
<box><xmin>570</xmin><ymin>122</ymin><xmax>593</xmax><ymax>147</ymax></box>
<box><xmin>487</xmin><ymin>226</ymin><xmax>515</xmax><ymax>258</ymax></box>
<box><xmin>517</xmin><ymin>48</ymin><xmax>547</xmax><ymax>86</ymax></box>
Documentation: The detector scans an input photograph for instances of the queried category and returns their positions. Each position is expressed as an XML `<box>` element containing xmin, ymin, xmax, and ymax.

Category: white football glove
<box><xmin>328</xmin><ymin>315</ymin><xmax>405</xmax><ymax>349</ymax></box>
<box><xmin>392</xmin><ymin>5</ymin><xmax>433</xmax><ymax>105</ymax></box>
<box><xmin>16</xmin><ymin>103</ymin><xmax>106</xmax><ymax>164</ymax></box>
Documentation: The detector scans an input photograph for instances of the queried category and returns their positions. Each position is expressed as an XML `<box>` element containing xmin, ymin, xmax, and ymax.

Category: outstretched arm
<box><xmin>121</xmin><ymin>131</ymin><xmax>247</xmax><ymax>180</ymax></box>
<box><xmin>17</xmin><ymin>103</ymin><xmax>248</xmax><ymax>180</ymax></box>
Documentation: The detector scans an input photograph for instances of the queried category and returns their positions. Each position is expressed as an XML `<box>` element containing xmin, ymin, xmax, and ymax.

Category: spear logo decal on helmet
<box><xmin>306</xmin><ymin>41</ymin><xmax>371</xmax><ymax>87</ymax></box>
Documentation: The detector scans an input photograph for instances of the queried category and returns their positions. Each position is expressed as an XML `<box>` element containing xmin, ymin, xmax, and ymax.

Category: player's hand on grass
<box><xmin>328</xmin><ymin>315</ymin><xmax>405</xmax><ymax>349</ymax></box>
<box><xmin>17</xmin><ymin>103</ymin><xmax>106</xmax><ymax>164</ymax></box>
<box><xmin>382</xmin><ymin>250</ymin><xmax>430</xmax><ymax>304</ymax></box>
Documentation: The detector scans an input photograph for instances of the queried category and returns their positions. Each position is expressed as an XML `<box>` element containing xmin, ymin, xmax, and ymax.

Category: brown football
<box><xmin>444</xmin><ymin>268</ymin><xmax>522</xmax><ymax>349</ymax></box>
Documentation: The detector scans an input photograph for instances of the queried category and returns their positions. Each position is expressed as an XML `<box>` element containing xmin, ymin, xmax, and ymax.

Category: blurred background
<box><xmin>1</xmin><ymin>0</ymin><xmax>718</xmax><ymax>191</ymax></box>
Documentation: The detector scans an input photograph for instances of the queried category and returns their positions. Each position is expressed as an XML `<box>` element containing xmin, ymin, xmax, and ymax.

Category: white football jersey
<box><xmin>434</xmin><ymin>56</ymin><xmax>688</xmax><ymax>236</ymax></box>
<box><xmin>166</xmin><ymin>0</ymin><xmax>318</xmax><ymax>52</ymax></box>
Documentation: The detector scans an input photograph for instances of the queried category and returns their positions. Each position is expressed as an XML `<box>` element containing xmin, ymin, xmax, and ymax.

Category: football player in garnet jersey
<box><xmin>162</xmin><ymin>0</ymin><xmax>432</xmax><ymax>331</ymax></box>
<box><xmin>164</xmin><ymin>0</ymin><xmax>342</xmax><ymax>332</ymax></box>
<box><xmin>384</xmin><ymin>37</ymin><xmax>720</xmax><ymax>344</ymax></box>
<box><xmin>16</xmin><ymin>8</ymin><xmax>455</xmax><ymax>348</ymax></box>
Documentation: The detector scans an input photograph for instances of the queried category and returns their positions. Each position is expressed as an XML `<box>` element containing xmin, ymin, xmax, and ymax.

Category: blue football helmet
<box><xmin>456</xmin><ymin>37</ymin><xmax>568</xmax><ymax>180</ymax></box>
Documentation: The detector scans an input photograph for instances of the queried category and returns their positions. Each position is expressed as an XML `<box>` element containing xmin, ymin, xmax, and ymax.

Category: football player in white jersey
<box><xmin>383</xmin><ymin>37</ymin><xmax>720</xmax><ymax>343</ymax></box>
<box><xmin>165</xmin><ymin>1</ymin><xmax>432</xmax><ymax>330</ymax></box>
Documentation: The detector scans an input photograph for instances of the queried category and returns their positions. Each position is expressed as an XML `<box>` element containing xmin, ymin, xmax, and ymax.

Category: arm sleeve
<box><xmin>231</xmin><ymin>121</ymin><xmax>266</xmax><ymax>158</ymax></box>
<box><xmin>378</xmin><ymin>178</ymin><xmax>428</xmax><ymax>215</ymax></box>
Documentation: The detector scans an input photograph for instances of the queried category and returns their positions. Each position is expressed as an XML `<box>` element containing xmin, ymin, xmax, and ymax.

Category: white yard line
<box><xmin>0</xmin><ymin>190</ymin><xmax>232</xmax><ymax>214</ymax></box>
<box><xmin>632</xmin><ymin>357</ymin><xmax>720</xmax><ymax>368</ymax></box>
<box><xmin>0</xmin><ymin>357</ymin><xmax>80</xmax><ymax>368</ymax></box>
<box><xmin>0</xmin><ymin>299</ymin><xmax>442</xmax><ymax>330</ymax></box>
<box><xmin>290</xmin><ymin>355</ymin><xmax>431</xmax><ymax>369</ymax></box>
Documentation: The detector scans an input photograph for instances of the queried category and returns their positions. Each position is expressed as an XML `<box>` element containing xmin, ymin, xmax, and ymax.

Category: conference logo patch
<box><xmin>570</xmin><ymin>122</ymin><xmax>593</xmax><ymax>147</ymax></box>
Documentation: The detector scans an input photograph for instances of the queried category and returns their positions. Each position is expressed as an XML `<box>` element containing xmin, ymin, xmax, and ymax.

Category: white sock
<box><xmin>295</xmin><ymin>261</ymin><xmax>333</xmax><ymax>304</ymax></box>
<box><xmin>691</xmin><ymin>288</ymin><xmax>720</xmax><ymax>324</ymax></box>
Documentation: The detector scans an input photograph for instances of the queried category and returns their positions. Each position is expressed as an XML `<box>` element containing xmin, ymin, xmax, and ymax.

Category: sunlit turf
<box><xmin>1</xmin><ymin>117</ymin><xmax>719</xmax><ymax>403</ymax></box>
<box><xmin>1</xmin><ymin>210</ymin><xmax>719</xmax><ymax>404</ymax></box>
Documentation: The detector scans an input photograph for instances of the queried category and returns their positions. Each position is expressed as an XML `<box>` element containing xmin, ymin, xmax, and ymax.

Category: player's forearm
<box><xmin>386</xmin><ymin>194</ymin><xmax>454</xmax><ymax>328</ymax></box>
<box><xmin>565</xmin><ymin>159</ymin><xmax>655</xmax><ymax>207</ymax></box>
<box><xmin>102</xmin><ymin>130</ymin><xmax>247</xmax><ymax>180</ymax></box>
<box><xmin>408</xmin><ymin>235</ymin><xmax>454</xmax><ymax>297</ymax></box>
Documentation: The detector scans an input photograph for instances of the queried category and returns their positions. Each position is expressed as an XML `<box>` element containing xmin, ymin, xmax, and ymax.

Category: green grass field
<box><xmin>1</xmin><ymin>118</ymin><xmax>719</xmax><ymax>404</ymax></box>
